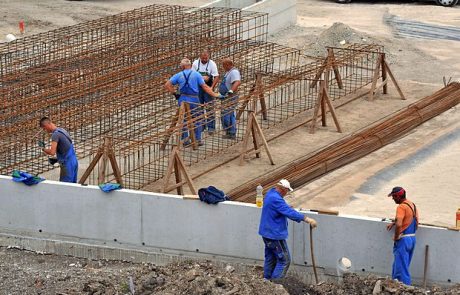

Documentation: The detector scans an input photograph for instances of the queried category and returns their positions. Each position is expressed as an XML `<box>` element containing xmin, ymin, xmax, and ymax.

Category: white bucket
<box><xmin>336</xmin><ymin>257</ymin><xmax>352</xmax><ymax>282</ymax></box>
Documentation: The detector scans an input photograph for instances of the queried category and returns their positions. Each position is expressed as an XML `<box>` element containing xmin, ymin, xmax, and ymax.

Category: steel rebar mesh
<box><xmin>0</xmin><ymin>3</ymin><xmax>385</xmax><ymax>191</ymax></box>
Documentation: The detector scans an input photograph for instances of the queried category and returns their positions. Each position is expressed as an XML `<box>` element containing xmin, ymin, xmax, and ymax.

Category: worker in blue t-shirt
<box><xmin>39</xmin><ymin>117</ymin><xmax>78</xmax><ymax>183</ymax></box>
<box><xmin>165</xmin><ymin>58</ymin><xmax>221</xmax><ymax>146</ymax></box>
<box><xmin>258</xmin><ymin>179</ymin><xmax>317</xmax><ymax>280</ymax></box>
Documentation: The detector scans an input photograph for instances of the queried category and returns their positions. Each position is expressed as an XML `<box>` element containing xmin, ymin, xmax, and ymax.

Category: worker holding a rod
<box><xmin>258</xmin><ymin>179</ymin><xmax>317</xmax><ymax>280</ymax></box>
<box><xmin>39</xmin><ymin>117</ymin><xmax>79</xmax><ymax>183</ymax></box>
<box><xmin>386</xmin><ymin>186</ymin><xmax>419</xmax><ymax>285</ymax></box>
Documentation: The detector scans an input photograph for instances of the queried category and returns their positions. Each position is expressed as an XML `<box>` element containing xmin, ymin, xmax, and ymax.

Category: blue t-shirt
<box><xmin>258</xmin><ymin>188</ymin><xmax>305</xmax><ymax>240</ymax></box>
<box><xmin>170</xmin><ymin>69</ymin><xmax>205</xmax><ymax>96</ymax></box>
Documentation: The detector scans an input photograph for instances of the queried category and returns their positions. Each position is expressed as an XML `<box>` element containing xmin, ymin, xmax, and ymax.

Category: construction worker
<box><xmin>386</xmin><ymin>186</ymin><xmax>419</xmax><ymax>285</ymax></box>
<box><xmin>165</xmin><ymin>58</ymin><xmax>221</xmax><ymax>146</ymax></box>
<box><xmin>219</xmin><ymin>58</ymin><xmax>241</xmax><ymax>140</ymax></box>
<box><xmin>39</xmin><ymin>117</ymin><xmax>78</xmax><ymax>183</ymax></box>
<box><xmin>192</xmin><ymin>50</ymin><xmax>219</xmax><ymax>135</ymax></box>
<box><xmin>258</xmin><ymin>179</ymin><xmax>317</xmax><ymax>280</ymax></box>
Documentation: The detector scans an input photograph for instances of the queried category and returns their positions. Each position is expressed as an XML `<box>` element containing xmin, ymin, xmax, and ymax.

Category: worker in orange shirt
<box><xmin>386</xmin><ymin>187</ymin><xmax>419</xmax><ymax>285</ymax></box>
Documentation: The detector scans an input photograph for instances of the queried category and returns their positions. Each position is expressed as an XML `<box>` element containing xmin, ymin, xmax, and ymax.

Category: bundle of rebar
<box><xmin>227</xmin><ymin>82</ymin><xmax>460</xmax><ymax>202</ymax></box>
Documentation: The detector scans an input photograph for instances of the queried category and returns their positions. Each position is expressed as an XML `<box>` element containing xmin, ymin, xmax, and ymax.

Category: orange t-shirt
<box><xmin>395</xmin><ymin>200</ymin><xmax>419</xmax><ymax>232</ymax></box>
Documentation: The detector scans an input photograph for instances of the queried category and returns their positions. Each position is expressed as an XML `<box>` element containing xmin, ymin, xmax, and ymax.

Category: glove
<box><xmin>304</xmin><ymin>216</ymin><xmax>317</xmax><ymax>228</ymax></box>
<box><xmin>173</xmin><ymin>93</ymin><xmax>180</xmax><ymax>100</ymax></box>
<box><xmin>37</xmin><ymin>140</ymin><xmax>46</xmax><ymax>148</ymax></box>
<box><xmin>227</xmin><ymin>90</ymin><xmax>234</xmax><ymax>95</ymax></box>
<box><xmin>216</xmin><ymin>93</ymin><xmax>225</xmax><ymax>100</ymax></box>
<box><xmin>48</xmin><ymin>158</ymin><xmax>58</xmax><ymax>165</ymax></box>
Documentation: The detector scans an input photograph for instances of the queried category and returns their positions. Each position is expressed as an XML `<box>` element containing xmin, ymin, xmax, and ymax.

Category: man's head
<box><xmin>39</xmin><ymin>117</ymin><xmax>56</xmax><ymax>133</ymax></box>
<box><xmin>180</xmin><ymin>58</ymin><xmax>192</xmax><ymax>70</ymax></box>
<box><xmin>222</xmin><ymin>58</ymin><xmax>234</xmax><ymax>71</ymax></box>
<box><xmin>200</xmin><ymin>50</ymin><xmax>210</xmax><ymax>64</ymax></box>
<box><xmin>274</xmin><ymin>179</ymin><xmax>294</xmax><ymax>197</ymax></box>
<box><xmin>388</xmin><ymin>186</ymin><xmax>406</xmax><ymax>204</ymax></box>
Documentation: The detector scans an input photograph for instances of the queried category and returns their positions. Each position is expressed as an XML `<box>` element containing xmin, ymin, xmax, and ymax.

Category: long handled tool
<box><xmin>423</xmin><ymin>245</ymin><xmax>429</xmax><ymax>289</ymax></box>
<box><xmin>309</xmin><ymin>224</ymin><xmax>319</xmax><ymax>284</ymax></box>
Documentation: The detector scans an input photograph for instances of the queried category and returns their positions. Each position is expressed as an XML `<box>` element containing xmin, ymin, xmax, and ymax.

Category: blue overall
<box><xmin>198</xmin><ymin>63</ymin><xmax>216</xmax><ymax>131</ymax></box>
<box><xmin>178</xmin><ymin>71</ymin><xmax>202</xmax><ymax>143</ymax></box>
<box><xmin>219</xmin><ymin>70</ymin><xmax>238</xmax><ymax>136</ymax></box>
<box><xmin>392</xmin><ymin>203</ymin><xmax>417</xmax><ymax>285</ymax></box>
<box><xmin>53</xmin><ymin>129</ymin><xmax>78</xmax><ymax>183</ymax></box>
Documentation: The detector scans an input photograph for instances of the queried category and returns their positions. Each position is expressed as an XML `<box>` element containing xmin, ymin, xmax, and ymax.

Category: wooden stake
<box><xmin>79</xmin><ymin>137</ymin><xmax>123</xmax><ymax>186</ymax></box>
<box><xmin>369</xmin><ymin>53</ymin><xmax>405</xmax><ymax>101</ymax></box>
<box><xmin>163</xmin><ymin>145</ymin><xmax>197</xmax><ymax>195</ymax></box>
<box><xmin>239</xmin><ymin>111</ymin><xmax>275</xmax><ymax>166</ymax></box>
<box><xmin>328</xmin><ymin>48</ymin><xmax>343</xmax><ymax>89</ymax></box>
<box><xmin>423</xmin><ymin>245</ymin><xmax>429</xmax><ymax>289</ymax></box>
<box><xmin>310</xmin><ymin>80</ymin><xmax>342</xmax><ymax>134</ymax></box>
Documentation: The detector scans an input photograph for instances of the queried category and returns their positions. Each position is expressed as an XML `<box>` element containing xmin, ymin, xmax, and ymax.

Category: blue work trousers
<box><xmin>58</xmin><ymin>145</ymin><xmax>78</xmax><ymax>183</ymax></box>
<box><xmin>178</xmin><ymin>96</ymin><xmax>201</xmax><ymax>142</ymax></box>
<box><xmin>262</xmin><ymin>237</ymin><xmax>291</xmax><ymax>280</ymax></box>
<box><xmin>221</xmin><ymin>95</ymin><xmax>238</xmax><ymax>136</ymax></box>
<box><xmin>198</xmin><ymin>89</ymin><xmax>215</xmax><ymax>131</ymax></box>
<box><xmin>392</xmin><ymin>236</ymin><xmax>416</xmax><ymax>285</ymax></box>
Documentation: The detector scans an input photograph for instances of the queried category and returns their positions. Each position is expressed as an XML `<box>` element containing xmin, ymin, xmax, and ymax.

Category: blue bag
<box><xmin>98</xmin><ymin>183</ymin><xmax>122</xmax><ymax>193</ymax></box>
<box><xmin>11</xmin><ymin>170</ymin><xmax>45</xmax><ymax>186</ymax></box>
<box><xmin>198</xmin><ymin>186</ymin><xmax>229</xmax><ymax>205</ymax></box>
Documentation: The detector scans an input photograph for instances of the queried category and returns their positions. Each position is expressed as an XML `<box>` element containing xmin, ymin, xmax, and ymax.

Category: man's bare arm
<box><xmin>43</xmin><ymin>141</ymin><xmax>58</xmax><ymax>156</ymax></box>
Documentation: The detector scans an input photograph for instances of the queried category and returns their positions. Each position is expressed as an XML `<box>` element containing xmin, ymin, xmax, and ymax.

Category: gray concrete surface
<box><xmin>0</xmin><ymin>175</ymin><xmax>458</xmax><ymax>285</ymax></box>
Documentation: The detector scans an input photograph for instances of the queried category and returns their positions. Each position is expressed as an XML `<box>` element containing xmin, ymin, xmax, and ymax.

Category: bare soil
<box><xmin>1</xmin><ymin>247</ymin><xmax>459</xmax><ymax>295</ymax></box>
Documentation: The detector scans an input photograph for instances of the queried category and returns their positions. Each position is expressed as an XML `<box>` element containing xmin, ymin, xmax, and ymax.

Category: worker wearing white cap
<box><xmin>258</xmin><ymin>179</ymin><xmax>317</xmax><ymax>280</ymax></box>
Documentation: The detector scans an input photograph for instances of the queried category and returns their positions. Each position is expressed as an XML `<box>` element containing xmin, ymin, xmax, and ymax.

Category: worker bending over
<box><xmin>165</xmin><ymin>58</ymin><xmax>221</xmax><ymax>146</ymax></box>
<box><xmin>192</xmin><ymin>50</ymin><xmax>219</xmax><ymax>135</ymax></box>
<box><xmin>219</xmin><ymin>58</ymin><xmax>241</xmax><ymax>140</ymax></box>
<box><xmin>39</xmin><ymin>117</ymin><xmax>79</xmax><ymax>183</ymax></box>
<box><xmin>387</xmin><ymin>186</ymin><xmax>419</xmax><ymax>285</ymax></box>
<box><xmin>258</xmin><ymin>179</ymin><xmax>317</xmax><ymax>280</ymax></box>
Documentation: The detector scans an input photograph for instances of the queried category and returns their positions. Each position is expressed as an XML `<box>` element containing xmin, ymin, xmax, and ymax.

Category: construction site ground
<box><xmin>1</xmin><ymin>1</ymin><xmax>459</xmax><ymax>293</ymax></box>
<box><xmin>1</xmin><ymin>246</ymin><xmax>459</xmax><ymax>295</ymax></box>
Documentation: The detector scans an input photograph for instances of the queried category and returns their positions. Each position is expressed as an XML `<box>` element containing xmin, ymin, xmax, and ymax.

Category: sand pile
<box><xmin>305</xmin><ymin>22</ymin><xmax>376</xmax><ymax>57</ymax></box>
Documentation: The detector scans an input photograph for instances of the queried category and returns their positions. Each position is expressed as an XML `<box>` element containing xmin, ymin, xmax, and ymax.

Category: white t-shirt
<box><xmin>192</xmin><ymin>59</ymin><xmax>219</xmax><ymax>77</ymax></box>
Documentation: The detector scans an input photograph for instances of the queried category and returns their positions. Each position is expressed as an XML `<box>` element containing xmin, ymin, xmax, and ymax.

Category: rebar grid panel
<box><xmin>0</xmin><ymin>5</ymin><xmax>269</xmax><ymax>176</ymax></box>
<box><xmin>0</xmin><ymin>4</ymin><xmax>388</xmax><ymax>190</ymax></box>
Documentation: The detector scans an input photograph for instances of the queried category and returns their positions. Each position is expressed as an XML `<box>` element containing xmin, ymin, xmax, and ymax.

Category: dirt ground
<box><xmin>1</xmin><ymin>246</ymin><xmax>459</xmax><ymax>295</ymax></box>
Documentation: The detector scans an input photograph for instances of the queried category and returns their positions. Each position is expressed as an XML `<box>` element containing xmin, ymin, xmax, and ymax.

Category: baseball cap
<box><xmin>388</xmin><ymin>186</ymin><xmax>405</xmax><ymax>197</ymax></box>
<box><xmin>277</xmin><ymin>179</ymin><xmax>293</xmax><ymax>192</ymax></box>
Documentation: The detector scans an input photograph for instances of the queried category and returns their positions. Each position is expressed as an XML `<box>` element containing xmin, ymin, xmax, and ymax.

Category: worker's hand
<box><xmin>304</xmin><ymin>216</ymin><xmax>317</xmax><ymax>228</ymax></box>
<box><xmin>393</xmin><ymin>234</ymin><xmax>401</xmax><ymax>241</ymax></box>
<box><xmin>216</xmin><ymin>93</ymin><xmax>225</xmax><ymax>99</ymax></box>
<box><xmin>386</xmin><ymin>222</ymin><xmax>395</xmax><ymax>231</ymax></box>
<box><xmin>203</xmin><ymin>76</ymin><xmax>210</xmax><ymax>82</ymax></box>
<box><xmin>37</xmin><ymin>140</ymin><xmax>46</xmax><ymax>148</ymax></box>
<box><xmin>48</xmin><ymin>158</ymin><xmax>58</xmax><ymax>165</ymax></box>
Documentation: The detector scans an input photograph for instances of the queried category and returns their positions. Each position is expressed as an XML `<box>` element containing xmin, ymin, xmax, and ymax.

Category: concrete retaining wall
<box><xmin>0</xmin><ymin>175</ymin><xmax>458</xmax><ymax>285</ymax></box>
<box><xmin>200</xmin><ymin>0</ymin><xmax>296</xmax><ymax>34</ymax></box>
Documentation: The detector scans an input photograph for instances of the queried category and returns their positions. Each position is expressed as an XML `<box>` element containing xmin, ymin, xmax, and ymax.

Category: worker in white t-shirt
<box><xmin>192</xmin><ymin>50</ymin><xmax>220</xmax><ymax>134</ymax></box>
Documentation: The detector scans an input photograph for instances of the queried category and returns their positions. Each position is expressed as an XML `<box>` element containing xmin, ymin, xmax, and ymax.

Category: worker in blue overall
<box><xmin>192</xmin><ymin>50</ymin><xmax>219</xmax><ymax>135</ymax></box>
<box><xmin>39</xmin><ymin>117</ymin><xmax>78</xmax><ymax>183</ymax></box>
<box><xmin>259</xmin><ymin>179</ymin><xmax>317</xmax><ymax>280</ymax></box>
<box><xmin>219</xmin><ymin>58</ymin><xmax>241</xmax><ymax>140</ymax></box>
<box><xmin>165</xmin><ymin>58</ymin><xmax>221</xmax><ymax>146</ymax></box>
<box><xmin>386</xmin><ymin>186</ymin><xmax>419</xmax><ymax>285</ymax></box>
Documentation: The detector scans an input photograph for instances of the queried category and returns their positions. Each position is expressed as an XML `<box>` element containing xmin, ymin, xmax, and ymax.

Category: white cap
<box><xmin>277</xmin><ymin>179</ymin><xmax>293</xmax><ymax>192</ymax></box>
<box><xmin>5</xmin><ymin>34</ymin><xmax>16</xmax><ymax>42</ymax></box>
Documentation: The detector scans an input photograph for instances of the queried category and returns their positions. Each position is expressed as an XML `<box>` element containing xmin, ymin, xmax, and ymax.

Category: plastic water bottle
<box><xmin>256</xmin><ymin>184</ymin><xmax>263</xmax><ymax>208</ymax></box>
<box><xmin>456</xmin><ymin>208</ymin><xmax>460</xmax><ymax>229</ymax></box>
